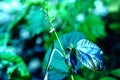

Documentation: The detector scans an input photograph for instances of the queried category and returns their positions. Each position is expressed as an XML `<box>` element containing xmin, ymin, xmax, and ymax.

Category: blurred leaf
<box><xmin>73</xmin><ymin>75</ymin><xmax>86</xmax><ymax>80</ymax></box>
<box><xmin>110</xmin><ymin>23</ymin><xmax>120</xmax><ymax>34</ymax></box>
<box><xmin>81</xmin><ymin>66</ymin><xmax>109</xmax><ymax>80</ymax></box>
<box><xmin>110</xmin><ymin>23</ymin><xmax>120</xmax><ymax>29</ymax></box>
<box><xmin>0</xmin><ymin>34</ymin><xmax>6</xmax><ymax>46</ymax></box>
<box><xmin>6</xmin><ymin>2</ymin><xmax>30</xmax><ymax>32</ymax></box>
<box><xmin>110</xmin><ymin>68</ymin><xmax>120</xmax><ymax>77</ymax></box>
<box><xmin>105</xmin><ymin>0</ymin><xmax>120</xmax><ymax>13</ymax></box>
<box><xmin>76</xmin><ymin>39</ymin><xmax>105</xmax><ymax>71</ymax></box>
<box><xmin>99</xmin><ymin>77</ymin><xmax>117</xmax><ymax>80</ymax></box>
<box><xmin>79</xmin><ymin>13</ymin><xmax>107</xmax><ymax>41</ymax></box>
<box><xmin>0</xmin><ymin>47</ymin><xmax>30</xmax><ymax>79</ymax></box>
<box><xmin>25</xmin><ymin>6</ymin><xmax>48</xmax><ymax>37</ymax></box>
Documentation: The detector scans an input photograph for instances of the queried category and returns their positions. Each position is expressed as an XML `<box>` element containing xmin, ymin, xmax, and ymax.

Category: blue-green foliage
<box><xmin>76</xmin><ymin>39</ymin><xmax>105</xmax><ymax>71</ymax></box>
<box><xmin>43</xmin><ymin>31</ymin><xmax>85</xmax><ymax>80</ymax></box>
<box><xmin>0</xmin><ymin>0</ymin><xmax>120</xmax><ymax>80</ymax></box>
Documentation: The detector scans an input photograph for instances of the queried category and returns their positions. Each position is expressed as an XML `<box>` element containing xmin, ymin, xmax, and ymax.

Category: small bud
<box><xmin>50</xmin><ymin>17</ymin><xmax>55</xmax><ymax>22</ymax></box>
<box><xmin>49</xmin><ymin>27</ymin><xmax>55</xmax><ymax>33</ymax></box>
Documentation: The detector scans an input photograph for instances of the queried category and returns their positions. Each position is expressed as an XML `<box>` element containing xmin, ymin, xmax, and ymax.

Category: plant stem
<box><xmin>54</xmin><ymin>30</ymin><xmax>66</xmax><ymax>56</ymax></box>
<box><xmin>49</xmin><ymin>21</ymin><xmax>66</xmax><ymax>56</ymax></box>
<box><xmin>71</xmin><ymin>74</ymin><xmax>74</xmax><ymax>80</ymax></box>
<box><xmin>44</xmin><ymin>2</ymin><xmax>66</xmax><ymax>56</ymax></box>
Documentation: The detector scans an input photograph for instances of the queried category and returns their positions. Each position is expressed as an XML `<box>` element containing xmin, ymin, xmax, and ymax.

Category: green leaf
<box><xmin>0</xmin><ymin>47</ymin><xmax>30</xmax><ymax>80</ymax></box>
<box><xmin>76</xmin><ymin>39</ymin><xmax>105</xmax><ymax>71</ymax></box>
<box><xmin>99</xmin><ymin>77</ymin><xmax>117</xmax><ymax>80</ymax></box>
<box><xmin>59</xmin><ymin>31</ymin><xmax>85</xmax><ymax>49</ymax></box>
<box><xmin>25</xmin><ymin>6</ymin><xmax>48</xmax><ymax>37</ymax></box>
<box><xmin>110</xmin><ymin>68</ymin><xmax>120</xmax><ymax>77</ymax></box>
<box><xmin>79</xmin><ymin>13</ymin><xmax>107</xmax><ymax>41</ymax></box>
<box><xmin>0</xmin><ymin>34</ymin><xmax>6</xmax><ymax>46</ymax></box>
<box><xmin>6</xmin><ymin>2</ymin><xmax>30</xmax><ymax>32</ymax></box>
<box><xmin>110</xmin><ymin>23</ymin><xmax>120</xmax><ymax>34</ymax></box>
<box><xmin>73</xmin><ymin>75</ymin><xmax>86</xmax><ymax>80</ymax></box>
<box><xmin>105</xmin><ymin>0</ymin><xmax>120</xmax><ymax>13</ymax></box>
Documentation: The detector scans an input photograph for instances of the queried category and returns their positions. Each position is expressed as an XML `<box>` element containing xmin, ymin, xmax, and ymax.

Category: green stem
<box><xmin>71</xmin><ymin>74</ymin><xmax>74</xmax><ymax>80</ymax></box>
<box><xmin>49</xmin><ymin>21</ymin><xmax>66</xmax><ymax>56</ymax></box>
<box><xmin>54</xmin><ymin>31</ymin><xmax>66</xmax><ymax>56</ymax></box>
<box><xmin>44</xmin><ymin>2</ymin><xmax>66</xmax><ymax>56</ymax></box>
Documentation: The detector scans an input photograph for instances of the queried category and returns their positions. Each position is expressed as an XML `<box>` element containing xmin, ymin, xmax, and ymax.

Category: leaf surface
<box><xmin>76</xmin><ymin>39</ymin><xmax>105</xmax><ymax>71</ymax></box>
<box><xmin>111</xmin><ymin>68</ymin><xmax>120</xmax><ymax>77</ymax></box>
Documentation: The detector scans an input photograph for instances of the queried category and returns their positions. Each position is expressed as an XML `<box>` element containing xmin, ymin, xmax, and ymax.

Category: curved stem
<box><xmin>44</xmin><ymin>48</ymin><xmax>64</xmax><ymax>80</ymax></box>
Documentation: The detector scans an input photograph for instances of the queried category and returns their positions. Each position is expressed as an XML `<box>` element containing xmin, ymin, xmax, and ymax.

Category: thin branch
<box><xmin>44</xmin><ymin>48</ymin><xmax>64</xmax><ymax>80</ymax></box>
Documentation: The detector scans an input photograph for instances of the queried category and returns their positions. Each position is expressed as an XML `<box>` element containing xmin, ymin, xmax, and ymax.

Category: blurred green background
<box><xmin>0</xmin><ymin>0</ymin><xmax>120</xmax><ymax>80</ymax></box>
